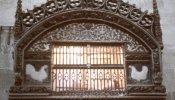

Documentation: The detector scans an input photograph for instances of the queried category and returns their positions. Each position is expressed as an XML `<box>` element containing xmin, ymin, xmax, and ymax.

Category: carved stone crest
<box><xmin>27</xmin><ymin>23</ymin><xmax>148</xmax><ymax>53</ymax></box>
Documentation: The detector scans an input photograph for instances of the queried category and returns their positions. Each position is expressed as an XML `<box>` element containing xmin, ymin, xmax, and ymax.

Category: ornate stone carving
<box><xmin>106</xmin><ymin>0</ymin><xmax>118</xmax><ymax>11</ymax></box>
<box><xmin>27</xmin><ymin>23</ymin><xmax>148</xmax><ymax>53</ymax></box>
<box><xmin>24</xmin><ymin>51</ymin><xmax>51</xmax><ymax>60</ymax></box>
<box><xmin>126</xmin><ymin>85</ymin><xmax>165</xmax><ymax>93</ymax></box>
<box><xmin>129</xmin><ymin>8</ymin><xmax>142</xmax><ymax>21</ymax></box>
<box><xmin>15</xmin><ymin>0</ymin><xmax>22</xmax><ymax>38</ymax></box>
<box><xmin>16</xmin><ymin>10</ymin><xmax>158</xmax><ymax>53</ymax></box>
<box><xmin>154</xmin><ymin>86</ymin><xmax>166</xmax><ymax>93</ymax></box>
<box><xmin>20</xmin><ymin>0</ymin><xmax>154</xmax><ymax>32</ymax></box>
<box><xmin>52</xmin><ymin>90</ymin><xmax>124</xmax><ymax>97</ymax></box>
<box><xmin>14</xmin><ymin>73</ymin><xmax>22</xmax><ymax>86</ymax></box>
<box><xmin>153</xmin><ymin>0</ymin><xmax>163</xmax><ymax>46</ymax></box>
<box><xmin>126</xmin><ymin>86</ymin><xmax>153</xmax><ymax>93</ymax></box>
<box><xmin>153</xmin><ymin>72</ymin><xmax>163</xmax><ymax>85</ymax></box>
<box><xmin>9</xmin><ymin>86</ymin><xmax>51</xmax><ymax>93</ymax></box>
<box><xmin>126</xmin><ymin>53</ymin><xmax>151</xmax><ymax>60</ymax></box>
<box><xmin>153</xmin><ymin>48</ymin><xmax>160</xmax><ymax>73</ymax></box>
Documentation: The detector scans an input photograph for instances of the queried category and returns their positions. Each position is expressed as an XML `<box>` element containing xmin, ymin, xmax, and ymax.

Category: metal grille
<box><xmin>52</xmin><ymin>43</ymin><xmax>125</xmax><ymax>96</ymax></box>
<box><xmin>52</xmin><ymin>68</ymin><xmax>125</xmax><ymax>91</ymax></box>
<box><xmin>53</xmin><ymin>44</ymin><xmax>123</xmax><ymax>65</ymax></box>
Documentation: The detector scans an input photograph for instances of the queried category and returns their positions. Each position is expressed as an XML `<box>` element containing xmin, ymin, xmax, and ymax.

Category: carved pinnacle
<box><xmin>15</xmin><ymin>0</ymin><xmax>23</xmax><ymax>38</ymax></box>
<box><xmin>153</xmin><ymin>0</ymin><xmax>159</xmax><ymax>16</ymax></box>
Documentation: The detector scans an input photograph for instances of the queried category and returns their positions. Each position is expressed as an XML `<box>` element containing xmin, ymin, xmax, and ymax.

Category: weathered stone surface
<box><xmin>0</xmin><ymin>69</ymin><xmax>15</xmax><ymax>100</ymax></box>
<box><xmin>0</xmin><ymin>0</ymin><xmax>175</xmax><ymax>100</ymax></box>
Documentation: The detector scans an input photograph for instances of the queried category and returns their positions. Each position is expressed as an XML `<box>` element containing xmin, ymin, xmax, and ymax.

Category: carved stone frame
<box><xmin>10</xmin><ymin>0</ymin><xmax>166</xmax><ymax>100</ymax></box>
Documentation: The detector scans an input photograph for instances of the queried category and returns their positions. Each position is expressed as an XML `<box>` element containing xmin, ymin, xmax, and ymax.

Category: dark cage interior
<box><xmin>9</xmin><ymin>0</ymin><xmax>166</xmax><ymax>100</ymax></box>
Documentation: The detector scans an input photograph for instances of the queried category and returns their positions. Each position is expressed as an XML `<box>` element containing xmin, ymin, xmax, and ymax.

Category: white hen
<box><xmin>129</xmin><ymin>65</ymin><xmax>148</xmax><ymax>81</ymax></box>
<box><xmin>26</xmin><ymin>64</ymin><xmax>48</xmax><ymax>82</ymax></box>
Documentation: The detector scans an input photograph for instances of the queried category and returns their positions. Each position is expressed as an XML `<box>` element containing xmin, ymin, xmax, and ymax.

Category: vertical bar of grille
<box><xmin>109</xmin><ymin>46</ymin><xmax>111</xmax><ymax>64</ymax></box>
<box><xmin>62</xmin><ymin>69</ymin><xmax>64</xmax><ymax>91</ymax></box>
<box><xmin>70</xmin><ymin>46</ymin><xmax>72</xmax><ymax>64</ymax></box>
<box><xmin>69</xmin><ymin>69</ymin><xmax>71</xmax><ymax>91</ymax></box>
<box><xmin>60</xmin><ymin>46</ymin><xmax>62</xmax><ymax>65</ymax></box>
<box><xmin>53</xmin><ymin>48</ymin><xmax>56</xmax><ymax>65</ymax></box>
<box><xmin>117</xmin><ymin>68</ymin><xmax>119</xmax><ymax>91</ymax></box>
<box><xmin>68</xmin><ymin>46</ymin><xmax>70</xmax><ymax>65</ymax></box>
<box><xmin>103</xmin><ymin>69</ymin><xmax>106</xmax><ymax>90</ymax></box>
<box><xmin>72</xmin><ymin>69</ymin><xmax>75</xmax><ymax>90</ymax></box>
<box><xmin>98</xmin><ymin>46</ymin><xmax>100</xmax><ymax>64</ymax></box>
<box><xmin>63</xmin><ymin>46</ymin><xmax>65</xmax><ymax>65</ymax></box>
<box><xmin>80</xmin><ymin>46</ymin><xmax>83</xmax><ymax>64</ymax></box>
<box><xmin>90</xmin><ymin>69</ymin><xmax>91</xmax><ymax>90</ymax></box>
<box><xmin>58</xmin><ymin>70</ymin><xmax>60</xmax><ymax>91</ymax></box>
<box><xmin>114</xmin><ymin>47</ymin><xmax>117</xmax><ymax>64</ymax></box>
<box><xmin>116</xmin><ymin>47</ymin><xmax>119</xmax><ymax>64</ymax></box>
<box><xmin>107</xmin><ymin>46</ymin><xmax>109</xmax><ymax>64</ymax></box>
<box><xmin>118</xmin><ymin>47</ymin><xmax>121</xmax><ymax>64</ymax></box>
<box><xmin>59</xmin><ymin>46</ymin><xmax>61</xmax><ymax>65</ymax></box>
<box><xmin>92</xmin><ymin>46</ymin><xmax>93</xmax><ymax>64</ymax></box>
<box><xmin>110</xmin><ymin>69</ymin><xmax>112</xmax><ymax>90</ymax></box>
<box><xmin>83</xmin><ymin>46</ymin><xmax>86</xmax><ymax>65</ymax></box>
<box><xmin>119</xmin><ymin>46</ymin><xmax>121</xmax><ymax>64</ymax></box>
<box><xmin>120</xmin><ymin>47</ymin><xmax>124</xmax><ymax>64</ymax></box>
<box><xmin>96</xmin><ymin>46</ymin><xmax>99</xmax><ymax>64</ymax></box>
<box><xmin>73</xmin><ymin>46</ymin><xmax>75</xmax><ymax>64</ymax></box>
<box><xmin>113</xmin><ymin>47</ymin><xmax>115</xmax><ymax>64</ymax></box>
<box><xmin>103</xmin><ymin>46</ymin><xmax>105</xmax><ymax>64</ymax></box>
<box><xmin>102</xmin><ymin>46</ymin><xmax>104</xmax><ymax>64</ymax></box>
<box><xmin>56</xmin><ymin>47</ymin><xmax>58</xmax><ymax>65</ymax></box>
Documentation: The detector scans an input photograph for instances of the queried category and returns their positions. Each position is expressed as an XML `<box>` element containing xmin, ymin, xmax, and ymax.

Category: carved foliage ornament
<box><xmin>27</xmin><ymin>23</ymin><xmax>148</xmax><ymax>53</ymax></box>
<box><xmin>126</xmin><ymin>86</ymin><xmax>166</xmax><ymax>93</ymax></box>
<box><xmin>10</xmin><ymin>86</ymin><xmax>51</xmax><ymax>93</ymax></box>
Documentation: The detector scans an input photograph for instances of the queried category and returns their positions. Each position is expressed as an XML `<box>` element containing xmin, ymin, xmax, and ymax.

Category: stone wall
<box><xmin>160</xmin><ymin>1</ymin><xmax>175</xmax><ymax>100</ymax></box>
<box><xmin>0</xmin><ymin>27</ymin><xmax>15</xmax><ymax>100</ymax></box>
<box><xmin>0</xmin><ymin>0</ymin><xmax>175</xmax><ymax>100</ymax></box>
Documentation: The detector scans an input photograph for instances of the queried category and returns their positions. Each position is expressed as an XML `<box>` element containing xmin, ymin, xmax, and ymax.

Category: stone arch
<box><xmin>15</xmin><ymin>11</ymin><xmax>160</xmax><ymax>76</ymax></box>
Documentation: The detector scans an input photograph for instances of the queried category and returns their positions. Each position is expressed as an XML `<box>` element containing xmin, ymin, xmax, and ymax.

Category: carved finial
<box><xmin>15</xmin><ymin>0</ymin><xmax>23</xmax><ymax>38</ymax></box>
<box><xmin>15</xmin><ymin>0</ymin><xmax>22</xmax><ymax>18</ymax></box>
<box><xmin>153</xmin><ymin>0</ymin><xmax>159</xmax><ymax>15</ymax></box>
<box><xmin>153</xmin><ymin>0</ymin><xmax>163</xmax><ymax>48</ymax></box>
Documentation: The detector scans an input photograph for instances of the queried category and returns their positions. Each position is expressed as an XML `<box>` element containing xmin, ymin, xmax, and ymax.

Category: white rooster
<box><xmin>129</xmin><ymin>65</ymin><xmax>148</xmax><ymax>82</ymax></box>
<box><xmin>26</xmin><ymin>64</ymin><xmax>48</xmax><ymax>82</ymax></box>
